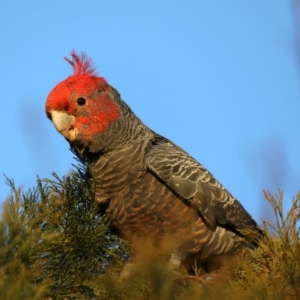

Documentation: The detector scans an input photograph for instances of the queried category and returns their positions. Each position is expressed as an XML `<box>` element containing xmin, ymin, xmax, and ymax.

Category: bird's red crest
<box><xmin>64</xmin><ymin>50</ymin><xmax>97</xmax><ymax>76</ymax></box>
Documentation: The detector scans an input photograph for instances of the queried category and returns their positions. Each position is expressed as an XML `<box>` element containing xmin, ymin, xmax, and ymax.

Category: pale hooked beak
<box><xmin>51</xmin><ymin>110</ymin><xmax>76</xmax><ymax>142</ymax></box>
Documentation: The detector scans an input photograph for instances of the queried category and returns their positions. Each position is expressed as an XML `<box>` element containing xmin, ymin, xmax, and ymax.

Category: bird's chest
<box><xmin>89</xmin><ymin>150</ymin><xmax>199</xmax><ymax>241</ymax></box>
<box><xmin>90</xmin><ymin>151</ymin><xmax>146</xmax><ymax>204</ymax></box>
<box><xmin>105</xmin><ymin>169</ymin><xmax>198</xmax><ymax>242</ymax></box>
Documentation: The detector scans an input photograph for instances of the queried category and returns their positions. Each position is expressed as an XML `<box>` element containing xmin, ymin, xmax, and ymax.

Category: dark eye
<box><xmin>77</xmin><ymin>97</ymin><xmax>86</xmax><ymax>106</ymax></box>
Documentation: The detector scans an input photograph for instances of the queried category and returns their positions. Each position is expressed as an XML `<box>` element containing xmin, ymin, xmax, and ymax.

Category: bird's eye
<box><xmin>77</xmin><ymin>97</ymin><xmax>86</xmax><ymax>106</ymax></box>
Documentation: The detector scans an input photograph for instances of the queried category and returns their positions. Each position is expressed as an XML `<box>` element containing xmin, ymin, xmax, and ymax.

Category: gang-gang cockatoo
<box><xmin>45</xmin><ymin>51</ymin><xmax>264</xmax><ymax>274</ymax></box>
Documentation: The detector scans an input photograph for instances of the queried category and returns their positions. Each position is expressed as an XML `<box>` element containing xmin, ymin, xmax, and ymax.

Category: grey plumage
<box><xmin>46</xmin><ymin>52</ymin><xmax>264</xmax><ymax>274</ymax></box>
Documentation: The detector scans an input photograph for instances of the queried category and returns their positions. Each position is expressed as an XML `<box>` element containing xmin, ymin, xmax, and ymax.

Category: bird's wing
<box><xmin>146</xmin><ymin>134</ymin><xmax>262</xmax><ymax>238</ymax></box>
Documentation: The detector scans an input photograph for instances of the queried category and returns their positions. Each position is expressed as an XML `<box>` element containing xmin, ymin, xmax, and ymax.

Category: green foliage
<box><xmin>1</xmin><ymin>164</ymin><xmax>300</xmax><ymax>299</ymax></box>
<box><xmin>0</xmin><ymin>165</ymin><xmax>128</xmax><ymax>300</ymax></box>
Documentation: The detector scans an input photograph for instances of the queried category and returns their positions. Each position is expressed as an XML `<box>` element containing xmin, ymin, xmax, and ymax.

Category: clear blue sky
<box><xmin>1</xmin><ymin>1</ymin><xmax>299</xmax><ymax>223</ymax></box>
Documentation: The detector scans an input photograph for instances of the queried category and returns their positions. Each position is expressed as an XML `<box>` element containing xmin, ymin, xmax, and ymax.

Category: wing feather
<box><xmin>147</xmin><ymin>134</ymin><xmax>263</xmax><ymax>241</ymax></box>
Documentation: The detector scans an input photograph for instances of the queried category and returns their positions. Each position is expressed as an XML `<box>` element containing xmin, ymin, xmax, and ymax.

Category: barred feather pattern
<box><xmin>88</xmin><ymin>129</ymin><xmax>260</xmax><ymax>272</ymax></box>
